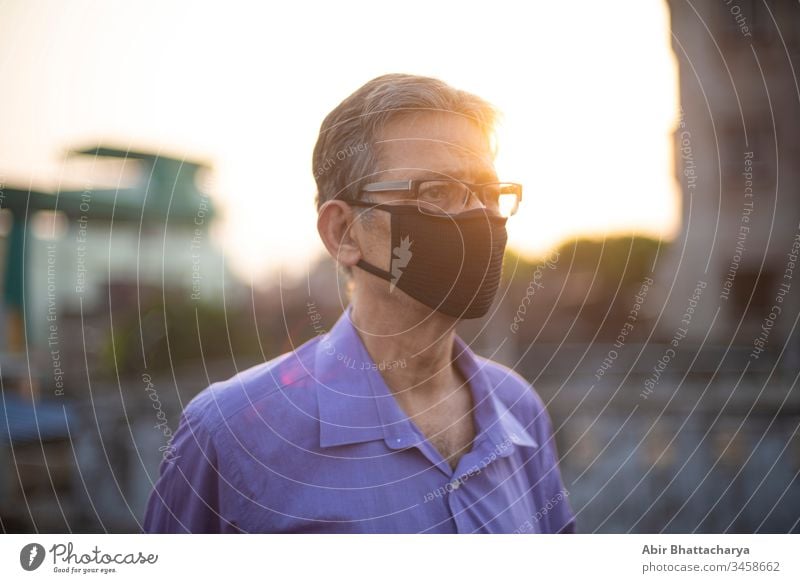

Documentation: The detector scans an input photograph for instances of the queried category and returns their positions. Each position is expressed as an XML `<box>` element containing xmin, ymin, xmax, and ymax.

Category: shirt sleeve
<box><xmin>141</xmin><ymin>405</ymin><xmax>241</xmax><ymax>533</ymax></box>
<box><xmin>529</xmin><ymin>391</ymin><xmax>577</xmax><ymax>534</ymax></box>
<box><xmin>542</xmin><ymin>414</ymin><xmax>577</xmax><ymax>533</ymax></box>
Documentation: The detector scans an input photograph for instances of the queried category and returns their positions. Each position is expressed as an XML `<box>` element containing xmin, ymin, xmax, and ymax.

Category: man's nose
<box><xmin>463</xmin><ymin>189</ymin><xmax>485</xmax><ymax>211</ymax></box>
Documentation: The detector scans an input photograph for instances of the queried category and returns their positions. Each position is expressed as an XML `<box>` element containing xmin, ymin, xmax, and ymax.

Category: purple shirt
<box><xmin>142</xmin><ymin>305</ymin><xmax>576</xmax><ymax>533</ymax></box>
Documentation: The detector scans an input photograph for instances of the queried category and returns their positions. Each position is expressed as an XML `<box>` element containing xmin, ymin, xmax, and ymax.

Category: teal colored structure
<box><xmin>1</xmin><ymin>146</ymin><xmax>216</xmax><ymax>342</ymax></box>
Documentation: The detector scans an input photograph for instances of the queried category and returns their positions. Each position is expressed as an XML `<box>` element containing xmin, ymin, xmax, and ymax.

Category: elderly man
<box><xmin>143</xmin><ymin>74</ymin><xmax>576</xmax><ymax>533</ymax></box>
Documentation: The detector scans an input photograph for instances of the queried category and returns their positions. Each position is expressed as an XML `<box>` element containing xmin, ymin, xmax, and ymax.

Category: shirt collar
<box><xmin>314</xmin><ymin>305</ymin><xmax>538</xmax><ymax>455</ymax></box>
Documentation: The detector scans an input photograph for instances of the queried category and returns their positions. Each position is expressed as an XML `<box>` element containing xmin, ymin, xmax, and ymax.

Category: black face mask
<box><xmin>349</xmin><ymin>202</ymin><xmax>508</xmax><ymax>319</ymax></box>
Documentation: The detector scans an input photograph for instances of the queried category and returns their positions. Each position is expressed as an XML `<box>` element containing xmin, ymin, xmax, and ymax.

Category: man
<box><xmin>143</xmin><ymin>74</ymin><xmax>576</xmax><ymax>533</ymax></box>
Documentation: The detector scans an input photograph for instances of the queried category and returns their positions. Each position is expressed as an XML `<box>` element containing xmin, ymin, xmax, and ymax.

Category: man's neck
<box><xmin>349</xmin><ymin>298</ymin><xmax>461</xmax><ymax>402</ymax></box>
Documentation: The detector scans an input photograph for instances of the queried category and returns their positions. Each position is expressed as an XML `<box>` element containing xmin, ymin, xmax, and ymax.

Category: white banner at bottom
<box><xmin>1</xmin><ymin>534</ymin><xmax>797</xmax><ymax>582</ymax></box>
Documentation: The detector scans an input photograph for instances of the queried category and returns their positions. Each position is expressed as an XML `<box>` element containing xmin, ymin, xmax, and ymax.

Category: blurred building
<box><xmin>1</xmin><ymin>146</ymin><xmax>228</xmax><ymax>393</ymax></box>
<box><xmin>660</xmin><ymin>0</ymin><xmax>800</xmax><ymax>368</ymax></box>
<box><xmin>0</xmin><ymin>146</ymin><xmax>236</xmax><ymax>531</ymax></box>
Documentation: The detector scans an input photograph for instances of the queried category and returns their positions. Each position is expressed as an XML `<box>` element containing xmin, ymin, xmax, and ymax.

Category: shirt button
<box><xmin>450</xmin><ymin>481</ymin><xmax>460</xmax><ymax>490</ymax></box>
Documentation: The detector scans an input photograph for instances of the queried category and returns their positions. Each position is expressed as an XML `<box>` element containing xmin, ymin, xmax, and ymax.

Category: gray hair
<box><xmin>312</xmin><ymin>73</ymin><xmax>499</xmax><ymax>210</ymax></box>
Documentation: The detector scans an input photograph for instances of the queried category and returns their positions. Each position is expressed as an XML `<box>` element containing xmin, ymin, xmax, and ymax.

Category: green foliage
<box><xmin>505</xmin><ymin>236</ymin><xmax>665</xmax><ymax>284</ymax></box>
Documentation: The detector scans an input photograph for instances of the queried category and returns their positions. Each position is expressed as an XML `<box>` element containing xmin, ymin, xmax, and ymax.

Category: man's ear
<box><xmin>317</xmin><ymin>200</ymin><xmax>363</xmax><ymax>269</ymax></box>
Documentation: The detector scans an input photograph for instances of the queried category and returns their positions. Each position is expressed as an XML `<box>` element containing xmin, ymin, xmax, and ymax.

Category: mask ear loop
<box><xmin>355</xmin><ymin>259</ymin><xmax>393</xmax><ymax>282</ymax></box>
<box><xmin>344</xmin><ymin>200</ymin><xmax>396</xmax><ymax>283</ymax></box>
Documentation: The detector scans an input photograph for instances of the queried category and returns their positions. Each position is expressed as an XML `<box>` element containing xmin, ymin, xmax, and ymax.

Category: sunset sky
<box><xmin>0</xmin><ymin>0</ymin><xmax>681</xmax><ymax>286</ymax></box>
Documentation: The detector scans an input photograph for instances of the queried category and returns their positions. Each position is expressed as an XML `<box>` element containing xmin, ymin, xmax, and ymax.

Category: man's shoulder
<box><xmin>475</xmin><ymin>355</ymin><xmax>548</xmax><ymax>417</ymax></box>
<box><xmin>475</xmin><ymin>355</ymin><xmax>560</xmax><ymax>457</ymax></box>
<box><xmin>182</xmin><ymin>337</ymin><xmax>320</xmax><ymax>432</ymax></box>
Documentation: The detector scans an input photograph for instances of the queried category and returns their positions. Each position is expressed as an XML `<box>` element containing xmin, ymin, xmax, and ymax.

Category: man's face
<box><xmin>351</xmin><ymin>111</ymin><xmax>498</xmax><ymax>310</ymax></box>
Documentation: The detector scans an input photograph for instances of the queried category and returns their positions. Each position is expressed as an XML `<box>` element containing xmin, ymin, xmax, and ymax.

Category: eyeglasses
<box><xmin>346</xmin><ymin>179</ymin><xmax>522</xmax><ymax>217</ymax></box>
